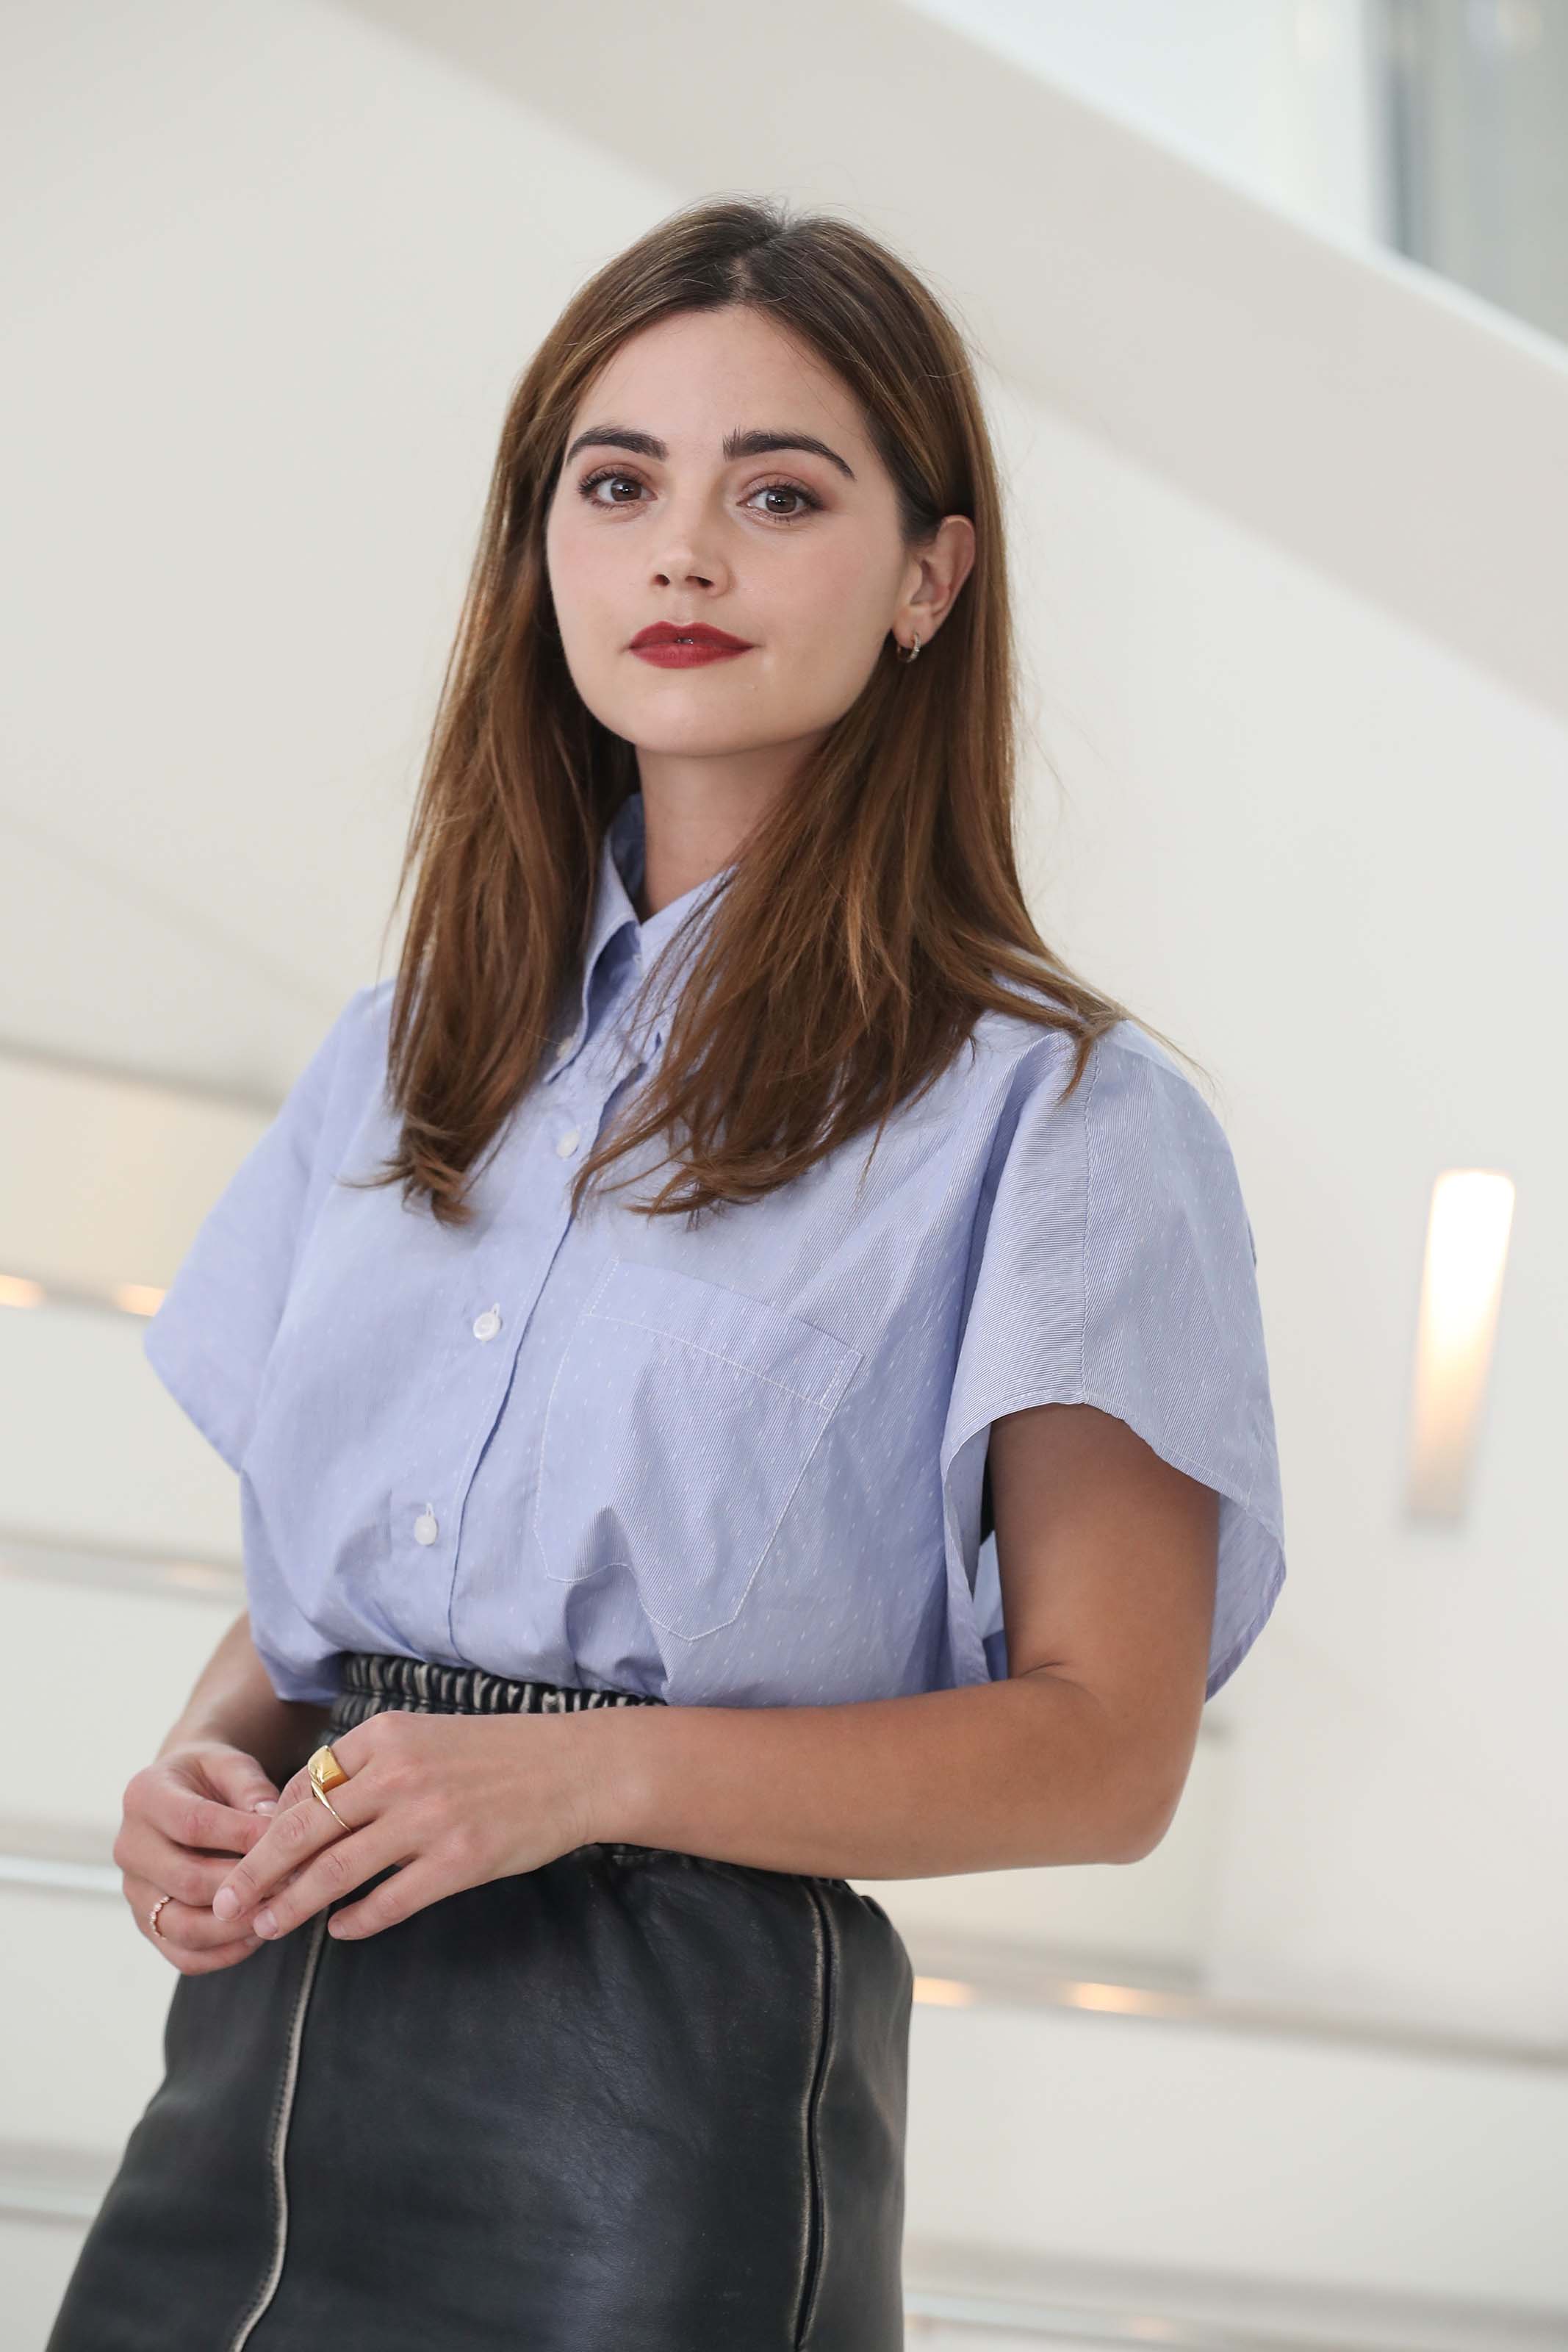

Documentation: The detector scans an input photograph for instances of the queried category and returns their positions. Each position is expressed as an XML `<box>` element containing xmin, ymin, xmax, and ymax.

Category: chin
<box><xmin>622</xmin><ymin>712</ymin><xmax>773</xmax><ymax>756</ymax></box>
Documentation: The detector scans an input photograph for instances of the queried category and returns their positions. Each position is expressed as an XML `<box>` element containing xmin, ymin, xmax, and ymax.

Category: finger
<box><xmin>138</xmin><ymin>1771</ymin><xmax>279</xmax><ymax>1860</ymax></box>
<box><xmin>251</xmin><ymin>1806</ymin><xmax>422</xmax><ymax>1937</ymax></box>
<box><xmin>119</xmin><ymin>1821</ymin><xmax>314</xmax><ymax>1915</ymax></box>
<box><xmin>246</xmin><ymin>1823</ymin><xmax>409</xmax><ymax>1942</ymax></box>
<box><xmin>125</xmin><ymin>1873</ymin><xmax>265</xmax><ymax>1957</ymax></box>
<box><xmin>173</xmin><ymin>1941</ymin><xmax>267</xmax><ymax>1975</ymax></box>
<box><xmin>210</xmin><ymin>1721</ymin><xmax>381</xmax><ymax>1924</ymax></box>
<box><xmin>118</xmin><ymin>1788</ymin><xmax>319</xmax><ymax>1896</ymax></box>
<box><xmin>115</xmin><ymin>1821</ymin><xmax>237</xmax><ymax>1912</ymax></box>
<box><xmin>211</xmin><ymin>1779</ymin><xmax>367</xmax><ymax>1925</ymax></box>
<box><xmin>273</xmin><ymin>1764</ymin><xmax>317</xmax><ymax>1813</ymax></box>
<box><xmin>154</xmin><ymin>1923</ymin><xmax>267</xmax><ymax>1975</ymax></box>
<box><xmin>326</xmin><ymin>1856</ymin><xmax>447</xmax><ymax>1942</ymax></box>
<box><xmin>199</xmin><ymin>1746</ymin><xmax>282</xmax><ymax>1819</ymax></box>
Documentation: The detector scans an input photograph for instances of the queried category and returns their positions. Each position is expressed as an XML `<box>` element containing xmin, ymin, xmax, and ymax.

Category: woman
<box><xmin>48</xmin><ymin>196</ymin><xmax>1287</xmax><ymax>2350</ymax></box>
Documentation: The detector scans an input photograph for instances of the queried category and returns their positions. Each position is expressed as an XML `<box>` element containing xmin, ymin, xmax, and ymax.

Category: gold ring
<box><xmin>148</xmin><ymin>1892</ymin><xmax>172</xmax><ymax>1938</ymax></box>
<box><xmin>308</xmin><ymin>1742</ymin><xmax>349</xmax><ymax>1793</ymax></box>
<box><xmin>307</xmin><ymin>1741</ymin><xmax>352</xmax><ymax>1831</ymax></box>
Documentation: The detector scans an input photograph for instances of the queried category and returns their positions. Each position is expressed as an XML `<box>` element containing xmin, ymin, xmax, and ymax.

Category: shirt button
<box><xmin>413</xmin><ymin>1509</ymin><xmax>438</xmax><ymax>1546</ymax></box>
<box><xmin>554</xmin><ymin>1036</ymin><xmax>575</xmax><ymax>1061</ymax></box>
<box><xmin>472</xmin><ymin>1305</ymin><xmax>502</xmax><ymax>1341</ymax></box>
<box><xmin>555</xmin><ymin>1127</ymin><xmax>580</xmax><ymax>1158</ymax></box>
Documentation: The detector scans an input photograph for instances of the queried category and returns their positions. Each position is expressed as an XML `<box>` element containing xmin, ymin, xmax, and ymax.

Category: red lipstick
<box><xmin>629</xmin><ymin>621</ymin><xmax>755</xmax><ymax>668</ymax></box>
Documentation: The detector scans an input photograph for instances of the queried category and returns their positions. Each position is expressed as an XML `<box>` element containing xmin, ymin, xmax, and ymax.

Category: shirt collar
<box><xmin>555</xmin><ymin>792</ymin><xmax>736</xmax><ymax>1071</ymax></box>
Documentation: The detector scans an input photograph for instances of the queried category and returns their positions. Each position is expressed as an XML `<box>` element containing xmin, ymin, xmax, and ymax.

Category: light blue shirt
<box><xmin>145</xmin><ymin>791</ymin><xmax>1287</xmax><ymax>1710</ymax></box>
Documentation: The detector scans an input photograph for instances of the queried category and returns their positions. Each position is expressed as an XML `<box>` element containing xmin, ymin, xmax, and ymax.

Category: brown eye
<box><xmin>744</xmin><ymin>480</ymin><xmax>821</xmax><ymax>522</ymax></box>
<box><xmin>578</xmin><ymin>469</ymin><xmax>645</xmax><ymax>506</ymax></box>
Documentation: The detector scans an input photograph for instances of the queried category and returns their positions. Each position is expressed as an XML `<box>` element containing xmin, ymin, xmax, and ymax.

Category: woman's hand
<box><xmin>115</xmin><ymin>1740</ymin><xmax>287</xmax><ymax>1973</ymax></box>
<box><xmin>208</xmin><ymin>1707</ymin><xmax>606</xmax><ymax>1944</ymax></box>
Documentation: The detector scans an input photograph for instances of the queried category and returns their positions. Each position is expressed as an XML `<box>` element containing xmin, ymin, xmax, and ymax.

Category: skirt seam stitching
<box><xmin>792</xmin><ymin>1876</ymin><xmax>836</xmax><ymax>2350</ymax></box>
<box><xmin>223</xmin><ymin>1910</ymin><xmax>330</xmax><ymax>2351</ymax></box>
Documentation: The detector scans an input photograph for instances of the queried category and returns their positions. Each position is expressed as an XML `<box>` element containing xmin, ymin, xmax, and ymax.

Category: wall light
<box><xmin>1406</xmin><ymin>1169</ymin><xmax>1514</xmax><ymax>1521</ymax></box>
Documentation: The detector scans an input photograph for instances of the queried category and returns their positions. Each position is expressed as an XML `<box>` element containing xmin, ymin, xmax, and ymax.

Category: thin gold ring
<box><xmin>148</xmin><ymin>1892</ymin><xmax>172</xmax><ymax>1938</ymax></box>
<box><xmin>309</xmin><ymin>1781</ymin><xmax>351</xmax><ymax>1830</ymax></box>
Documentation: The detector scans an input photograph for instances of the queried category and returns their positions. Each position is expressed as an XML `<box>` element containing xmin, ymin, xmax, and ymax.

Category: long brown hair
<box><xmin>356</xmin><ymin>194</ymin><xmax>1198</xmax><ymax>1230</ymax></box>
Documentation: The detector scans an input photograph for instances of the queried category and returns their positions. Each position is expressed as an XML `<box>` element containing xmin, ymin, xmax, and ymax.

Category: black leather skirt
<box><xmin>46</xmin><ymin>1653</ymin><xmax>914</xmax><ymax>2351</ymax></box>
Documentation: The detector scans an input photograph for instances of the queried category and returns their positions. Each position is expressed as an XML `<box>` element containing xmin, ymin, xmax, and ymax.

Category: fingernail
<box><xmin>213</xmin><ymin>1886</ymin><xmax>239</xmax><ymax>1920</ymax></box>
<box><xmin>255</xmin><ymin>1909</ymin><xmax>278</xmax><ymax>1937</ymax></box>
<box><xmin>255</xmin><ymin>1801</ymin><xmax>278</xmax><ymax>1815</ymax></box>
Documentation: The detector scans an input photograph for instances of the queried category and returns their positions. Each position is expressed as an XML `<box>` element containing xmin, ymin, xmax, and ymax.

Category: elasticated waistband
<box><xmin>328</xmin><ymin>1649</ymin><xmax>666</xmax><ymax>1730</ymax></box>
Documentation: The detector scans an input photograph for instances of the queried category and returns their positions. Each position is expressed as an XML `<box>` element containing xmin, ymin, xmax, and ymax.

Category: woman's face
<box><xmin>544</xmin><ymin>306</ymin><xmax>970</xmax><ymax>783</ymax></box>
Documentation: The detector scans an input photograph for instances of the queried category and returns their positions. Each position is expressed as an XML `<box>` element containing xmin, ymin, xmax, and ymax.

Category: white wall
<box><xmin>902</xmin><ymin>0</ymin><xmax>1385</xmax><ymax>243</ymax></box>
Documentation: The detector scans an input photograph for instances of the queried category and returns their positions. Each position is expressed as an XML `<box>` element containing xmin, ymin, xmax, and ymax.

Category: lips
<box><xmin>629</xmin><ymin>623</ymin><xmax>755</xmax><ymax>652</ymax></box>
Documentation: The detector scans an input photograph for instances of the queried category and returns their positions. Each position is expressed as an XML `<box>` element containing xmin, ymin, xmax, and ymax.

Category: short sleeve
<box><xmin>943</xmin><ymin>1024</ymin><xmax>1287</xmax><ymax>1702</ymax></box>
<box><xmin>143</xmin><ymin>988</ymin><xmax>373</xmax><ymax>1475</ymax></box>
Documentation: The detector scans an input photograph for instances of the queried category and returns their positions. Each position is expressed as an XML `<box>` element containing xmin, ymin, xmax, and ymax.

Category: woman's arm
<box><xmin>157</xmin><ymin>1610</ymin><xmax>332</xmax><ymax>1790</ymax></box>
<box><xmin>586</xmin><ymin>1674</ymin><xmax>1146</xmax><ymax>1877</ymax></box>
<box><xmin>578</xmin><ymin>1402</ymin><xmax>1220</xmax><ymax>1879</ymax></box>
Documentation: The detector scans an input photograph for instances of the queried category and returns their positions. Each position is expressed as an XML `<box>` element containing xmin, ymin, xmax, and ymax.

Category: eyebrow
<box><xmin>561</xmin><ymin>425</ymin><xmax>856</xmax><ymax>483</ymax></box>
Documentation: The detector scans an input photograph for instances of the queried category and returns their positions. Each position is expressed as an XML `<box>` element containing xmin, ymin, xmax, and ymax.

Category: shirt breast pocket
<box><xmin>532</xmin><ymin>1257</ymin><xmax>862</xmax><ymax>1641</ymax></box>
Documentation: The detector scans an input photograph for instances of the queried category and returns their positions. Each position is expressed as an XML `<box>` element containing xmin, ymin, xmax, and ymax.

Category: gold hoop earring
<box><xmin>896</xmin><ymin>632</ymin><xmax>921</xmax><ymax>664</ymax></box>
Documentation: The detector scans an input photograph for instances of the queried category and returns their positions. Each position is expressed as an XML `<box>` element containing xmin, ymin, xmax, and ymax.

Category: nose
<box><xmin>649</xmin><ymin>492</ymin><xmax>730</xmax><ymax>593</ymax></box>
<box><xmin>652</xmin><ymin>552</ymin><xmax>720</xmax><ymax>591</ymax></box>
